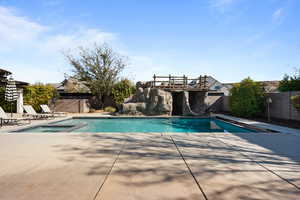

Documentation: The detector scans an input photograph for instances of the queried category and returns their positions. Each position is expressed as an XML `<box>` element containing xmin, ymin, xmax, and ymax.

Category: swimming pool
<box><xmin>17</xmin><ymin>118</ymin><xmax>256</xmax><ymax>133</ymax></box>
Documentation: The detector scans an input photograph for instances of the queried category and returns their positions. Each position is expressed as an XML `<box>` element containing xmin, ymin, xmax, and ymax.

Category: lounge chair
<box><xmin>23</xmin><ymin>105</ymin><xmax>54</xmax><ymax>119</ymax></box>
<box><xmin>40</xmin><ymin>104</ymin><xmax>67</xmax><ymax>117</ymax></box>
<box><xmin>0</xmin><ymin>106</ymin><xmax>31</xmax><ymax>126</ymax></box>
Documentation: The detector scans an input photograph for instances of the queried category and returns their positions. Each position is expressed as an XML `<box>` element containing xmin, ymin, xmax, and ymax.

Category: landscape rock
<box><xmin>135</xmin><ymin>81</ymin><xmax>152</xmax><ymax>89</ymax></box>
<box><xmin>182</xmin><ymin>91</ymin><xmax>198</xmax><ymax>116</ymax></box>
<box><xmin>121</xmin><ymin>102</ymin><xmax>146</xmax><ymax>115</ymax></box>
<box><xmin>121</xmin><ymin>88</ymin><xmax>172</xmax><ymax>115</ymax></box>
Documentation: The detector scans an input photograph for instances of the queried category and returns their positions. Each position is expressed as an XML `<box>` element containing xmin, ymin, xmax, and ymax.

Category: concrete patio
<box><xmin>0</xmin><ymin>131</ymin><xmax>299</xmax><ymax>200</ymax></box>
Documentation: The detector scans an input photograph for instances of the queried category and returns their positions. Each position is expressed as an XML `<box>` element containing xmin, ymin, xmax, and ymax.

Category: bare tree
<box><xmin>66</xmin><ymin>44</ymin><xmax>127</xmax><ymax>108</ymax></box>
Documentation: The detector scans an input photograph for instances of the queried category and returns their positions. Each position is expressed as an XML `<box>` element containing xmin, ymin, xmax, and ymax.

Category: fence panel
<box><xmin>220</xmin><ymin>91</ymin><xmax>300</xmax><ymax>121</ymax></box>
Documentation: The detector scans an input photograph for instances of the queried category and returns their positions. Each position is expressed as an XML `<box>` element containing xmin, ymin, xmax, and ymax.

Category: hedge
<box><xmin>111</xmin><ymin>79</ymin><xmax>135</xmax><ymax>105</ymax></box>
<box><xmin>23</xmin><ymin>83</ymin><xmax>58</xmax><ymax>112</ymax></box>
<box><xmin>229</xmin><ymin>78</ymin><xmax>265</xmax><ymax>118</ymax></box>
<box><xmin>291</xmin><ymin>95</ymin><xmax>300</xmax><ymax>110</ymax></box>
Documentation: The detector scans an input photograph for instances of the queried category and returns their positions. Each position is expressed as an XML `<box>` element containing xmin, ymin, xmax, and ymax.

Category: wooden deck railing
<box><xmin>150</xmin><ymin>75</ymin><xmax>208</xmax><ymax>90</ymax></box>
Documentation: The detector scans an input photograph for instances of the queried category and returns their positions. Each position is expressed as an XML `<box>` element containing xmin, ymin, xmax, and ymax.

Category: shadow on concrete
<box><xmin>172</xmin><ymin>133</ymin><xmax>300</xmax><ymax>199</ymax></box>
<box><xmin>52</xmin><ymin>132</ymin><xmax>300</xmax><ymax>200</ymax></box>
<box><xmin>219</xmin><ymin>132</ymin><xmax>300</xmax><ymax>164</ymax></box>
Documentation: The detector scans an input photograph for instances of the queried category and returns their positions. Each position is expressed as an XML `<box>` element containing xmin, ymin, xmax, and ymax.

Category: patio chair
<box><xmin>0</xmin><ymin>106</ymin><xmax>31</xmax><ymax>126</ymax></box>
<box><xmin>23</xmin><ymin>105</ymin><xmax>54</xmax><ymax>119</ymax></box>
<box><xmin>40</xmin><ymin>104</ymin><xmax>67</xmax><ymax>117</ymax></box>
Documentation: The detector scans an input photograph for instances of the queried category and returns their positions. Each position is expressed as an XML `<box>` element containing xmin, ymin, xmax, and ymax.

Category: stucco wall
<box><xmin>222</xmin><ymin>96</ymin><xmax>230</xmax><ymax>112</ymax></box>
<box><xmin>220</xmin><ymin>91</ymin><xmax>300</xmax><ymax>121</ymax></box>
<box><xmin>266</xmin><ymin>91</ymin><xmax>300</xmax><ymax>121</ymax></box>
<box><xmin>50</xmin><ymin>99</ymin><xmax>90</xmax><ymax>113</ymax></box>
<box><xmin>205</xmin><ymin>95</ymin><xmax>223</xmax><ymax>112</ymax></box>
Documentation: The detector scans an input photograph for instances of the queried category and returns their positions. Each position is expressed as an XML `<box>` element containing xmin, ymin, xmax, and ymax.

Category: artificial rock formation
<box><xmin>121</xmin><ymin>87</ymin><xmax>172</xmax><ymax>115</ymax></box>
<box><xmin>187</xmin><ymin>91</ymin><xmax>207</xmax><ymax>115</ymax></box>
<box><xmin>182</xmin><ymin>91</ymin><xmax>198</xmax><ymax>116</ymax></box>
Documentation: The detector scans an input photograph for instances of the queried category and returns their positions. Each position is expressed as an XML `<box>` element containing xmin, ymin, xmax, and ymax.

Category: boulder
<box><xmin>182</xmin><ymin>91</ymin><xmax>206</xmax><ymax>116</ymax></box>
<box><xmin>121</xmin><ymin>88</ymin><xmax>172</xmax><ymax>115</ymax></box>
<box><xmin>121</xmin><ymin>102</ymin><xmax>146</xmax><ymax>115</ymax></box>
<box><xmin>135</xmin><ymin>87</ymin><xmax>146</xmax><ymax>102</ymax></box>
<box><xmin>182</xmin><ymin>91</ymin><xmax>198</xmax><ymax>116</ymax></box>
<box><xmin>135</xmin><ymin>81</ymin><xmax>144</xmax><ymax>89</ymax></box>
<box><xmin>145</xmin><ymin>88</ymin><xmax>172</xmax><ymax>115</ymax></box>
<box><xmin>135</xmin><ymin>81</ymin><xmax>152</xmax><ymax>89</ymax></box>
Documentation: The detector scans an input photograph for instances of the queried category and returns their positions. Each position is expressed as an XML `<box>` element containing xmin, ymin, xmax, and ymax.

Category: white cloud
<box><xmin>0</xmin><ymin>6</ymin><xmax>47</xmax><ymax>50</ymax></box>
<box><xmin>40</xmin><ymin>28</ymin><xmax>117</xmax><ymax>53</ymax></box>
<box><xmin>210</xmin><ymin>0</ymin><xmax>238</xmax><ymax>11</ymax></box>
<box><xmin>211</xmin><ymin>0</ymin><xmax>236</xmax><ymax>8</ymax></box>
<box><xmin>0</xmin><ymin>6</ymin><xmax>117</xmax><ymax>83</ymax></box>
<box><xmin>272</xmin><ymin>8</ymin><xmax>285</xmax><ymax>24</ymax></box>
<box><xmin>0</xmin><ymin>5</ymin><xmax>179</xmax><ymax>84</ymax></box>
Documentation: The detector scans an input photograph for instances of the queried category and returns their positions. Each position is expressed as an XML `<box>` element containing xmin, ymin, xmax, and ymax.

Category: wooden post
<box><xmin>200</xmin><ymin>76</ymin><xmax>202</xmax><ymax>89</ymax></box>
<box><xmin>169</xmin><ymin>74</ymin><xmax>171</xmax><ymax>87</ymax></box>
<box><xmin>153</xmin><ymin>74</ymin><xmax>156</xmax><ymax>88</ymax></box>
<box><xmin>185</xmin><ymin>76</ymin><xmax>188</xmax><ymax>88</ymax></box>
<box><xmin>172</xmin><ymin>77</ymin><xmax>174</xmax><ymax>88</ymax></box>
<box><xmin>204</xmin><ymin>75</ymin><xmax>208</xmax><ymax>90</ymax></box>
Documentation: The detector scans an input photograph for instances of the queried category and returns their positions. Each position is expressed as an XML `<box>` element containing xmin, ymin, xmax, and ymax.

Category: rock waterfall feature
<box><xmin>121</xmin><ymin>87</ymin><xmax>173</xmax><ymax>115</ymax></box>
<box><xmin>120</xmin><ymin>78</ymin><xmax>209</xmax><ymax>116</ymax></box>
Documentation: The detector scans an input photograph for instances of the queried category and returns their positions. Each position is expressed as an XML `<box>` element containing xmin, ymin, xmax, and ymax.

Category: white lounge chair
<box><xmin>40</xmin><ymin>104</ymin><xmax>67</xmax><ymax>117</ymax></box>
<box><xmin>23</xmin><ymin>105</ymin><xmax>54</xmax><ymax>119</ymax></box>
<box><xmin>0</xmin><ymin>106</ymin><xmax>31</xmax><ymax>126</ymax></box>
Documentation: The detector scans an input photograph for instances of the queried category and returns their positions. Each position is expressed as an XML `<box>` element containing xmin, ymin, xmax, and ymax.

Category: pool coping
<box><xmin>215</xmin><ymin>114</ymin><xmax>300</xmax><ymax>135</ymax></box>
<box><xmin>215</xmin><ymin>116</ymin><xmax>272</xmax><ymax>133</ymax></box>
<box><xmin>2</xmin><ymin>117</ymin><xmax>73</xmax><ymax>133</ymax></box>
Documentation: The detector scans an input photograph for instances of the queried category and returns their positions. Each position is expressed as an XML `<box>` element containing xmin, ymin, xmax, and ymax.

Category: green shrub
<box><xmin>24</xmin><ymin>83</ymin><xmax>58</xmax><ymax>112</ymax></box>
<box><xmin>111</xmin><ymin>79</ymin><xmax>135</xmax><ymax>105</ymax></box>
<box><xmin>278</xmin><ymin>69</ymin><xmax>300</xmax><ymax>92</ymax></box>
<box><xmin>104</xmin><ymin>106</ymin><xmax>116</xmax><ymax>113</ymax></box>
<box><xmin>291</xmin><ymin>95</ymin><xmax>300</xmax><ymax>110</ymax></box>
<box><xmin>229</xmin><ymin>77</ymin><xmax>265</xmax><ymax>118</ymax></box>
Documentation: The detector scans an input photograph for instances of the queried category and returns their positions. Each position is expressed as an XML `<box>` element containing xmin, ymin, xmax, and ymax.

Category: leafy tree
<box><xmin>112</xmin><ymin>79</ymin><xmax>135</xmax><ymax>105</ymax></box>
<box><xmin>229</xmin><ymin>77</ymin><xmax>265</xmax><ymax>118</ymax></box>
<box><xmin>278</xmin><ymin>69</ymin><xmax>300</xmax><ymax>92</ymax></box>
<box><xmin>24</xmin><ymin>83</ymin><xmax>58</xmax><ymax>112</ymax></box>
<box><xmin>66</xmin><ymin>44</ymin><xmax>127</xmax><ymax>109</ymax></box>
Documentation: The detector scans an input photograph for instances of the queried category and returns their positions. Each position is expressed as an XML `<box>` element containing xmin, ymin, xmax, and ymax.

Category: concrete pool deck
<box><xmin>216</xmin><ymin>114</ymin><xmax>300</xmax><ymax>135</ymax></box>
<box><xmin>0</xmin><ymin>131</ymin><xmax>299</xmax><ymax>200</ymax></box>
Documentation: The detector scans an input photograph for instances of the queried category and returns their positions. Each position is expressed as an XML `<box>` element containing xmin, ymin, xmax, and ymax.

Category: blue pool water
<box><xmin>20</xmin><ymin>118</ymin><xmax>255</xmax><ymax>133</ymax></box>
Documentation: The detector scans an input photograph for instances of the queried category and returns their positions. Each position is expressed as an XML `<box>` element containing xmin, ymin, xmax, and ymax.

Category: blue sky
<box><xmin>0</xmin><ymin>0</ymin><xmax>299</xmax><ymax>83</ymax></box>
